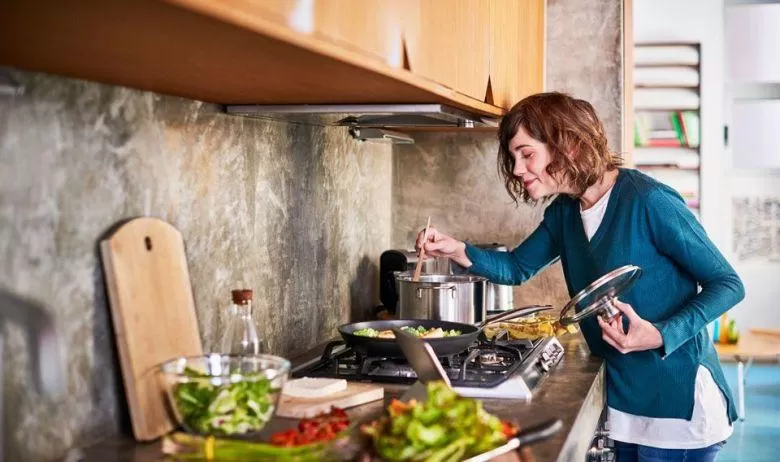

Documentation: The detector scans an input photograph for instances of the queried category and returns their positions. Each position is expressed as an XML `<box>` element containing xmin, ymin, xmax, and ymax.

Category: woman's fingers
<box><xmin>415</xmin><ymin>226</ymin><xmax>437</xmax><ymax>251</ymax></box>
<box><xmin>611</xmin><ymin>298</ymin><xmax>640</xmax><ymax>322</ymax></box>
<box><xmin>598</xmin><ymin>315</ymin><xmax>631</xmax><ymax>353</ymax></box>
<box><xmin>608</xmin><ymin>314</ymin><xmax>625</xmax><ymax>334</ymax></box>
<box><xmin>601</xmin><ymin>330</ymin><xmax>627</xmax><ymax>353</ymax></box>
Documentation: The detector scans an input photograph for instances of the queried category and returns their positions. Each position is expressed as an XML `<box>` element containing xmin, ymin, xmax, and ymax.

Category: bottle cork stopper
<box><xmin>231</xmin><ymin>289</ymin><xmax>253</xmax><ymax>305</ymax></box>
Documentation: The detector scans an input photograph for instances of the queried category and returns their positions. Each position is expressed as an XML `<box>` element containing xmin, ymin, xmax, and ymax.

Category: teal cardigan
<box><xmin>465</xmin><ymin>168</ymin><xmax>743</xmax><ymax>422</ymax></box>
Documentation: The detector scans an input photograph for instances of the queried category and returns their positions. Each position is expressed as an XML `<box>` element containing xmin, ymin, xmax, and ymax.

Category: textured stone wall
<box><xmin>391</xmin><ymin>0</ymin><xmax>624</xmax><ymax>311</ymax></box>
<box><xmin>0</xmin><ymin>70</ymin><xmax>391</xmax><ymax>461</ymax></box>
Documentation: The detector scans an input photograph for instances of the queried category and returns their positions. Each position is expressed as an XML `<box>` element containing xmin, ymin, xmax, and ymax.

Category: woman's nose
<box><xmin>513</xmin><ymin>159</ymin><xmax>527</xmax><ymax>176</ymax></box>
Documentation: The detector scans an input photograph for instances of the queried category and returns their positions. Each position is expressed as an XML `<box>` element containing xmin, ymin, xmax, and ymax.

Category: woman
<box><xmin>416</xmin><ymin>92</ymin><xmax>744</xmax><ymax>462</ymax></box>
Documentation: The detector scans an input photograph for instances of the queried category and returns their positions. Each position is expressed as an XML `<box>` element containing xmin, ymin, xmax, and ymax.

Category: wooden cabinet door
<box><xmin>314</xmin><ymin>0</ymin><xmax>411</xmax><ymax>68</ymax></box>
<box><xmin>404</xmin><ymin>0</ymin><xmax>491</xmax><ymax>101</ymax></box>
<box><xmin>247</xmin><ymin>0</ymin><xmax>408</xmax><ymax>68</ymax></box>
<box><xmin>456</xmin><ymin>0</ymin><xmax>491</xmax><ymax>101</ymax></box>
<box><xmin>489</xmin><ymin>0</ymin><xmax>545</xmax><ymax>109</ymax></box>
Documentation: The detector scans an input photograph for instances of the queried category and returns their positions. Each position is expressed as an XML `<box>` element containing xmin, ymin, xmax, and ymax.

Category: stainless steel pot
<box><xmin>472</xmin><ymin>243</ymin><xmax>514</xmax><ymax>311</ymax></box>
<box><xmin>395</xmin><ymin>272</ymin><xmax>488</xmax><ymax>324</ymax></box>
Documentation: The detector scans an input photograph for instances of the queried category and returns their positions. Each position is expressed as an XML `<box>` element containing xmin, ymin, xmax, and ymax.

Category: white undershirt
<box><xmin>580</xmin><ymin>186</ymin><xmax>732</xmax><ymax>449</ymax></box>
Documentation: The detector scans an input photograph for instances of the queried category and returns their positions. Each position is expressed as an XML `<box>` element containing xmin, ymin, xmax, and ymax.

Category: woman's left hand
<box><xmin>597</xmin><ymin>299</ymin><xmax>664</xmax><ymax>354</ymax></box>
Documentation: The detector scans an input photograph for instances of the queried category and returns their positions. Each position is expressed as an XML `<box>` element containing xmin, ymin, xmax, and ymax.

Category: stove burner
<box><xmin>294</xmin><ymin>336</ymin><xmax>554</xmax><ymax>389</ymax></box>
<box><xmin>478</xmin><ymin>352</ymin><xmax>500</xmax><ymax>365</ymax></box>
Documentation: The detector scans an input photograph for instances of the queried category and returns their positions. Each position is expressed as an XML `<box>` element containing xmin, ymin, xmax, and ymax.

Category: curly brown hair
<box><xmin>498</xmin><ymin>92</ymin><xmax>622</xmax><ymax>204</ymax></box>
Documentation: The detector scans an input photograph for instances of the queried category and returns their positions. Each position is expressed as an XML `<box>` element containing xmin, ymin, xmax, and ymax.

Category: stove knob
<box><xmin>539</xmin><ymin>360</ymin><xmax>550</xmax><ymax>372</ymax></box>
<box><xmin>541</xmin><ymin>351</ymin><xmax>551</xmax><ymax>361</ymax></box>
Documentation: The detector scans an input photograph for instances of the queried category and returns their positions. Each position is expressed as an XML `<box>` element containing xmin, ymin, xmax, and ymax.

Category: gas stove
<box><xmin>292</xmin><ymin>334</ymin><xmax>564</xmax><ymax>400</ymax></box>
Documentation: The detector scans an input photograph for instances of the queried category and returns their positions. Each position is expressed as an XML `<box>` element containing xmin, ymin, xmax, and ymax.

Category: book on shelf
<box><xmin>646</xmin><ymin>138</ymin><xmax>683</xmax><ymax>147</ymax></box>
<box><xmin>679</xmin><ymin>111</ymin><xmax>700</xmax><ymax>148</ymax></box>
<box><xmin>634</xmin><ymin>111</ymin><xmax>700</xmax><ymax>148</ymax></box>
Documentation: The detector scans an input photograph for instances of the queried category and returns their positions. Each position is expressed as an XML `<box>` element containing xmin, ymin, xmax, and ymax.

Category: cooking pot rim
<box><xmin>394</xmin><ymin>271</ymin><xmax>487</xmax><ymax>283</ymax></box>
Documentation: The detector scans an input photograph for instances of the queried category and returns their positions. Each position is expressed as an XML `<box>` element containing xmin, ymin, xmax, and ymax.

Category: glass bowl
<box><xmin>159</xmin><ymin>353</ymin><xmax>291</xmax><ymax>436</ymax></box>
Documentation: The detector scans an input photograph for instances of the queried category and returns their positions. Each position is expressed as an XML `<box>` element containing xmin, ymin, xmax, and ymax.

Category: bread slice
<box><xmin>282</xmin><ymin>377</ymin><xmax>348</xmax><ymax>398</ymax></box>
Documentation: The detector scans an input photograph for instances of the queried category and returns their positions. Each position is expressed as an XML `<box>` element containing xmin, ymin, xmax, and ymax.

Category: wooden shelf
<box><xmin>635</xmin><ymin>84</ymin><xmax>699</xmax><ymax>90</ymax></box>
<box><xmin>635</xmin><ymin>145</ymin><xmax>700</xmax><ymax>151</ymax></box>
<box><xmin>635</xmin><ymin>41</ymin><xmax>701</xmax><ymax>47</ymax></box>
<box><xmin>634</xmin><ymin>63</ymin><xmax>699</xmax><ymax>69</ymax></box>
<box><xmin>635</xmin><ymin>107</ymin><xmax>700</xmax><ymax>113</ymax></box>
<box><xmin>0</xmin><ymin>0</ymin><xmax>516</xmax><ymax>118</ymax></box>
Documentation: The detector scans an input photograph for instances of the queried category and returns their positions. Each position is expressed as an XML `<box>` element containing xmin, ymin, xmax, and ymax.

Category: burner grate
<box><xmin>294</xmin><ymin>337</ymin><xmax>544</xmax><ymax>388</ymax></box>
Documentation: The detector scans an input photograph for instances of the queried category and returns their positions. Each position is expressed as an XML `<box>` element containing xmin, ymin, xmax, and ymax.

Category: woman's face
<box><xmin>508</xmin><ymin>126</ymin><xmax>565</xmax><ymax>200</ymax></box>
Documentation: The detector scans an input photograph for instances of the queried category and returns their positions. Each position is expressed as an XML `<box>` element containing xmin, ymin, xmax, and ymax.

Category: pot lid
<box><xmin>559</xmin><ymin>265</ymin><xmax>642</xmax><ymax>325</ymax></box>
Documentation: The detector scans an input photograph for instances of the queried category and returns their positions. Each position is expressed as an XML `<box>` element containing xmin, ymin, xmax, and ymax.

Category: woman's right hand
<box><xmin>415</xmin><ymin>227</ymin><xmax>472</xmax><ymax>268</ymax></box>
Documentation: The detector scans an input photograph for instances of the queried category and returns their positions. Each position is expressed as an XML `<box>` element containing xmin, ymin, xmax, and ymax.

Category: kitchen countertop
<box><xmin>78</xmin><ymin>334</ymin><xmax>604</xmax><ymax>462</ymax></box>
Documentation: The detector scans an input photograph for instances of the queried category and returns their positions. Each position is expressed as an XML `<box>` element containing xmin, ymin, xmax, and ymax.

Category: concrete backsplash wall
<box><xmin>391</xmin><ymin>0</ymin><xmax>624</xmax><ymax>310</ymax></box>
<box><xmin>0</xmin><ymin>71</ymin><xmax>391</xmax><ymax>461</ymax></box>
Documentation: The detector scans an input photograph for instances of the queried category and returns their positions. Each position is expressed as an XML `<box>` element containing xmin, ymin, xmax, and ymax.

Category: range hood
<box><xmin>225</xmin><ymin>104</ymin><xmax>499</xmax><ymax>130</ymax></box>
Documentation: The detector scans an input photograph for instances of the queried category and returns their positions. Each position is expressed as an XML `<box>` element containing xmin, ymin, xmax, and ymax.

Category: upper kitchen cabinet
<box><xmin>256</xmin><ymin>0</ymin><xmax>409</xmax><ymax>68</ymax></box>
<box><xmin>403</xmin><ymin>0</ymin><xmax>491</xmax><ymax>101</ymax></box>
<box><xmin>488</xmin><ymin>0</ymin><xmax>545</xmax><ymax>110</ymax></box>
<box><xmin>0</xmin><ymin>0</ymin><xmax>545</xmax><ymax>122</ymax></box>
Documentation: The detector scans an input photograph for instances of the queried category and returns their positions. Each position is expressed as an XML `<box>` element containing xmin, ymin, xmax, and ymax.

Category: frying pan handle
<box><xmin>480</xmin><ymin>305</ymin><xmax>553</xmax><ymax>327</ymax></box>
<box><xmin>511</xmin><ymin>418</ymin><xmax>563</xmax><ymax>447</ymax></box>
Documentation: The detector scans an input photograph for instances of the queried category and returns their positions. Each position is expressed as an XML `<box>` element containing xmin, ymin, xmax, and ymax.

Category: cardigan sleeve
<box><xmin>645</xmin><ymin>187</ymin><xmax>745</xmax><ymax>357</ymax></box>
<box><xmin>464</xmin><ymin>203</ymin><xmax>561</xmax><ymax>285</ymax></box>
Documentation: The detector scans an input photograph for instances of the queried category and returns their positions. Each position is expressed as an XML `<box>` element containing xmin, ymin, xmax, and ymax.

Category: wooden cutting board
<box><xmin>100</xmin><ymin>217</ymin><xmax>202</xmax><ymax>441</ymax></box>
<box><xmin>276</xmin><ymin>382</ymin><xmax>385</xmax><ymax>418</ymax></box>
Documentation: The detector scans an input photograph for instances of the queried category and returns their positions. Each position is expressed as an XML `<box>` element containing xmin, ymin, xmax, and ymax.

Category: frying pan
<box><xmin>338</xmin><ymin>305</ymin><xmax>552</xmax><ymax>358</ymax></box>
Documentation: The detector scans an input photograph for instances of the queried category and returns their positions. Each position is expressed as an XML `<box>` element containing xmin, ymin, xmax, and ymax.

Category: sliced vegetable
<box><xmin>270</xmin><ymin>407</ymin><xmax>350</xmax><ymax>447</ymax></box>
<box><xmin>172</xmin><ymin>367</ymin><xmax>276</xmax><ymax>435</ymax></box>
<box><xmin>353</xmin><ymin>326</ymin><xmax>461</xmax><ymax>339</ymax></box>
<box><xmin>361</xmin><ymin>381</ymin><xmax>514</xmax><ymax>461</ymax></box>
<box><xmin>162</xmin><ymin>431</ymin><xmax>333</xmax><ymax>461</ymax></box>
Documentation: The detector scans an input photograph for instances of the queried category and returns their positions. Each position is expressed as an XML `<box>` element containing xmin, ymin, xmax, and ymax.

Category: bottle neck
<box><xmin>235</xmin><ymin>302</ymin><xmax>252</xmax><ymax>317</ymax></box>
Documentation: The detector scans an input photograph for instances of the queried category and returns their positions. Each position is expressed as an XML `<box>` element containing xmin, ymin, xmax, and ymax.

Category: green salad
<box><xmin>362</xmin><ymin>381</ymin><xmax>512</xmax><ymax>461</ymax></box>
<box><xmin>353</xmin><ymin>326</ymin><xmax>461</xmax><ymax>338</ymax></box>
<box><xmin>172</xmin><ymin>367</ymin><xmax>277</xmax><ymax>435</ymax></box>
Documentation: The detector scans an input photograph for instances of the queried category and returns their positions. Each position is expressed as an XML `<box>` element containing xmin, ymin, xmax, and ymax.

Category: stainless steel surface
<box><xmin>488</xmin><ymin>282</ymin><xmax>514</xmax><ymax>311</ymax></box>
<box><xmin>471</xmin><ymin>243</ymin><xmax>514</xmax><ymax>311</ymax></box>
<box><xmin>380</xmin><ymin>249</ymin><xmax>451</xmax><ymax>311</ymax></box>
<box><xmin>559</xmin><ymin>265</ymin><xmax>643</xmax><ymax>326</ymax></box>
<box><xmin>225</xmin><ymin>103</ymin><xmax>498</xmax><ymax>128</ymax></box>
<box><xmin>395</xmin><ymin>272</ymin><xmax>487</xmax><ymax>323</ymax></box>
<box><xmin>587</xmin><ymin>417</ymin><xmax>614</xmax><ymax>462</ymax></box>
<box><xmin>348</xmin><ymin>127</ymin><xmax>414</xmax><ymax>144</ymax></box>
<box><xmin>0</xmin><ymin>289</ymin><xmax>66</xmax><ymax>462</ymax></box>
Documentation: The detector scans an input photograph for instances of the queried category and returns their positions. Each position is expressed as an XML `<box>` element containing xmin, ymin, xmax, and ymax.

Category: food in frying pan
<box><xmin>361</xmin><ymin>381</ymin><xmax>517</xmax><ymax>461</ymax></box>
<box><xmin>484</xmin><ymin>314</ymin><xmax>578</xmax><ymax>340</ymax></box>
<box><xmin>353</xmin><ymin>326</ymin><xmax>462</xmax><ymax>339</ymax></box>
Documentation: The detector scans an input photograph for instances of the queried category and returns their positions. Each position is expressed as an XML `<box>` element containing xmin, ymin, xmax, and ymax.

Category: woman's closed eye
<box><xmin>520</xmin><ymin>150</ymin><xmax>535</xmax><ymax>159</ymax></box>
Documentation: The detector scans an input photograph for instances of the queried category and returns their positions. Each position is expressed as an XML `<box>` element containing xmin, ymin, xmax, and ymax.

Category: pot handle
<box><xmin>415</xmin><ymin>284</ymin><xmax>457</xmax><ymax>300</ymax></box>
<box><xmin>478</xmin><ymin>304</ymin><xmax>553</xmax><ymax>328</ymax></box>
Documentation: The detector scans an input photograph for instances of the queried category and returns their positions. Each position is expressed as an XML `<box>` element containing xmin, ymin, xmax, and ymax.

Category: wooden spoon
<box><xmin>412</xmin><ymin>216</ymin><xmax>431</xmax><ymax>282</ymax></box>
